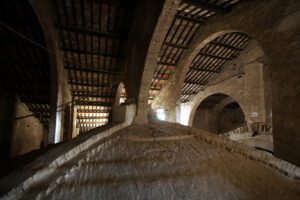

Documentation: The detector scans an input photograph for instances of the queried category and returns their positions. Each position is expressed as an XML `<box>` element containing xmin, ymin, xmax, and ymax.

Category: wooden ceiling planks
<box><xmin>50</xmin><ymin>0</ymin><xmax>130</xmax><ymax>133</ymax></box>
<box><xmin>0</xmin><ymin>0</ymin><xmax>51</xmax><ymax>127</ymax></box>
<box><xmin>148</xmin><ymin>0</ymin><xmax>242</xmax><ymax>104</ymax></box>
<box><xmin>181</xmin><ymin>32</ymin><xmax>250</xmax><ymax>102</ymax></box>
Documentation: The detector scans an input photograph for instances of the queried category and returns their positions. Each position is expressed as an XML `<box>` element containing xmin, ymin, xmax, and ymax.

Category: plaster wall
<box><xmin>10</xmin><ymin>99</ymin><xmax>44</xmax><ymax>158</ymax></box>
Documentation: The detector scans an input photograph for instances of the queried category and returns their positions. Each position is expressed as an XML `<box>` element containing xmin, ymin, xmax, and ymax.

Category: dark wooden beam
<box><xmin>182</xmin><ymin>92</ymin><xmax>197</xmax><ymax>95</ymax></box>
<box><xmin>75</xmin><ymin>101</ymin><xmax>112</xmax><ymax>106</ymax></box>
<box><xmin>184</xmin><ymin>80</ymin><xmax>207</xmax><ymax>85</ymax></box>
<box><xmin>73</xmin><ymin>93</ymin><xmax>114</xmax><ymax>98</ymax></box>
<box><xmin>164</xmin><ymin>41</ymin><xmax>188</xmax><ymax>49</ymax></box>
<box><xmin>199</xmin><ymin>52</ymin><xmax>231</xmax><ymax>60</ymax></box>
<box><xmin>55</xmin><ymin>24</ymin><xmax>124</xmax><ymax>39</ymax></box>
<box><xmin>175</xmin><ymin>14</ymin><xmax>206</xmax><ymax>24</ymax></box>
<box><xmin>68</xmin><ymin>81</ymin><xmax>118</xmax><ymax>87</ymax></box>
<box><xmin>210</xmin><ymin>41</ymin><xmax>243</xmax><ymax>51</ymax></box>
<box><xmin>157</xmin><ymin>61</ymin><xmax>176</xmax><ymax>66</ymax></box>
<box><xmin>62</xmin><ymin>48</ymin><xmax>121</xmax><ymax>58</ymax></box>
<box><xmin>65</xmin><ymin>67</ymin><xmax>122</xmax><ymax>74</ymax></box>
<box><xmin>189</xmin><ymin>67</ymin><xmax>220</xmax><ymax>73</ymax></box>
<box><xmin>29</xmin><ymin>108</ymin><xmax>50</xmax><ymax>112</ymax></box>
<box><xmin>183</xmin><ymin>0</ymin><xmax>230</xmax><ymax>13</ymax></box>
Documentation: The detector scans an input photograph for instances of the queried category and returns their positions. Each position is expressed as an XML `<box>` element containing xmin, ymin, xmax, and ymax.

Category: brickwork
<box><xmin>151</xmin><ymin>0</ymin><xmax>300</xmax><ymax>166</ymax></box>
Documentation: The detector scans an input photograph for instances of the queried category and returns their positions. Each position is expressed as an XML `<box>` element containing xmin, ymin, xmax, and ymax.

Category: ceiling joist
<box><xmin>183</xmin><ymin>0</ymin><xmax>230</xmax><ymax>13</ymax></box>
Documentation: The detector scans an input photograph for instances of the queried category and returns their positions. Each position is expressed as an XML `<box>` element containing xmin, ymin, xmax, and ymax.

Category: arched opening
<box><xmin>180</xmin><ymin>30</ymin><xmax>273</xmax><ymax>153</ymax></box>
<box><xmin>0</xmin><ymin>0</ymin><xmax>51</xmax><ymax>159</ymax></box>
<box><xmin>114</xmin><ymin>82</ymin><xmax>127</xmax><ymax>106</ymax></box>
<box><xmin>193</xmin><ymin>93</ymin><xmax>245</xmax><ymax>134</ymax></box>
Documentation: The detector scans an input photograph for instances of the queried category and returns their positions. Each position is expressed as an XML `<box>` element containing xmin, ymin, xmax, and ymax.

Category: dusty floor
<box><xmin>21</xmin><ymin>123</ymin><xmax>300</xmax><ymax>200</ymax></box>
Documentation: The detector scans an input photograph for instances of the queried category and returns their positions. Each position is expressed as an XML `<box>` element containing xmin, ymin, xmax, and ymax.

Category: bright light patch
<box><xmin>156</xmin><ymin>108</ymin><xmax>165</xmax><ymax>121</ymax></box>
<box><xmin>180</xmin><ymin>104</ymin><xmax>192</xmax><ymax>126</ymax></box>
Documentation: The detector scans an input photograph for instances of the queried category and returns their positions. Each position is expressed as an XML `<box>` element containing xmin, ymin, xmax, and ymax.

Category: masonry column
<box><xmin>244</xmin><ymin>62</ymin><xmax>266</xmax><ymax>125</ymax></box>
<box><xmin>30</xmin><ymin>0</ymin><xmax>71</xmax><ymax>144</ymax></box>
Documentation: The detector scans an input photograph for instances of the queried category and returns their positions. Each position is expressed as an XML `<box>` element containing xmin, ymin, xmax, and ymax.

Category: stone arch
<box><xmin>191</xmin><ymin>93</ymin><xmax>246</xmax><ymax>134</ymax></box>
<box><xmin>0</xmin><ymin>0</ymin><xmax>66</xmax><ymax>158</ymax></box>
<box><xmin>180</xmin><ymin>31</ymin><xmax>252</xmax><ymax>102</ymax></box>
<box><xmin>175</xmin><ymin>30</ymin><xmax>269</xmax><ymax>129</ymax></box>
<box><xmin>29</xmin><ymin>0</ymin><xmax>71</xmax><ymax>143</ymax></box>
<box><xmin>133</xmin><ymin>0</ymin><xmax>180</xmax><ymax>124</ymax></box>
<box><xmin>165</xmin><ymin>1</ymin><xmax>300</xmax><ymax>165</ymax></box>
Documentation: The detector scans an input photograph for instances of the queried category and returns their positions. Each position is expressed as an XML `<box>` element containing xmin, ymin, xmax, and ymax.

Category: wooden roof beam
<box><xmin>157</xmin><ymin>61</ymin><xmax>176</xmax><ymax>66</ymax></box>
<box><xmin>75</xmin><ymin>101</ymin><xmax>112</xmax><ymax>106</ymax></box>
<box><xmin>175</xmin><ymin>14</ymin><xmax>206</xmax><ymax>24</ymax></box>
<box><xmin>210</xmin><ymin>41</ymin><xmax>243</xmax><ymax>51</ymax></box>
<box><xmin>182</xmin><ymin>92</ymin><xmax>197</xmax><ymax>95</ymax></box>
<box><xmin>68</xmin><ymin>81</ymin><xmax>118</xmax><ymax>87</ymax></box>
<box><xmin>164</xmin><ymin>41</ymin><xmax>188</xmax><ymax>49</ymax></box>
<box><xmin>199</xmin><ymin>52</ymin><xmax>231</xmax><ymax>60</ymax></box>
<box><xmin>65</xmin><ymin>67</ymin><xmax>122</xmax><ymax>74</ymax></box>
<box><xmin>61</xmin><ymin>48</ymin><xmax>121</xmax><ymax>58</ymax></box>
<box><xmin>183</xmin><ymin>0</ymin><xmax>230</xmax><ymax>13</ymax></box>
<box><xmin>55</xmin><ymin>24</ymin><xmax>124</xmax><ymax>39</ymax></box>
<box><xmin>189</xmin><ymin>67</ymin><xmax>220</xmax><ymax>73</ymax></box>
<box><xmin>72</xmin><ymin>93</ymin><xmax>114</xmax><ymax>98</ymax></box>
<box><xmin>184</xmin><ymin>80</ymin><xmax>207</xmax><ymax>85</ymax></box>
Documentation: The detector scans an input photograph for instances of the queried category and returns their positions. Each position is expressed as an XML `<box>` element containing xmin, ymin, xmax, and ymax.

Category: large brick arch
<box><xmin>152</xmin><ymin>0</ymin><xmax>300</xmax><ymax>166</ymax></box>
<box><xmin>29</xmin><ymin>0</ymin><xmax>71</xmax><ymax>143</ymax></box>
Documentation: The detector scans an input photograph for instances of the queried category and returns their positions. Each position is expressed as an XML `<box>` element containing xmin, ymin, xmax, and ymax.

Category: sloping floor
<box><xmin>20</xmin><ymin>123</ymin><xmax>300</xmax><ymax>200</ymax></box>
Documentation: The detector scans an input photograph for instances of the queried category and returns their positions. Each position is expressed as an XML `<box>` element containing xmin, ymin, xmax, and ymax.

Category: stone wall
<box><xmin>10</xmin><ymin>99</ymin><xmax>44</xmax><ymax>157</ymax></box>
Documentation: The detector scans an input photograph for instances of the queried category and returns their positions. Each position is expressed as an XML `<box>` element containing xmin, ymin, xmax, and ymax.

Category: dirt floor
<box><xmin>20</xmin><ymin>123</ymin><xmax>300</xmax><ymax>200</ymax></box>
